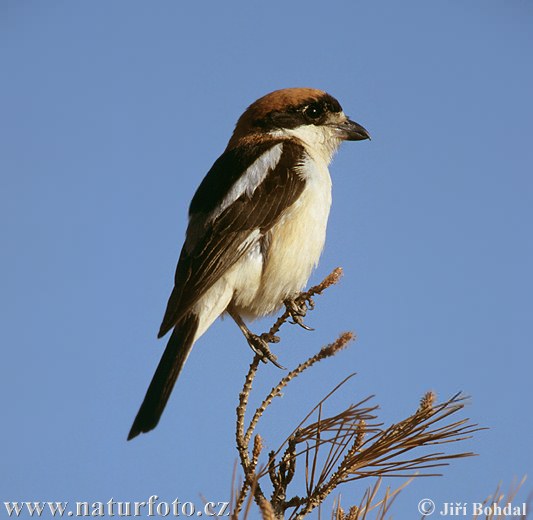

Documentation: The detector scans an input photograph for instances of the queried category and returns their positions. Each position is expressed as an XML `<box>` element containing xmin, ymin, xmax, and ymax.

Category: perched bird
<box><xmin>128</xmin><ymin>88</ymin><xmax>370</xmax><ymax>440</ymax></box>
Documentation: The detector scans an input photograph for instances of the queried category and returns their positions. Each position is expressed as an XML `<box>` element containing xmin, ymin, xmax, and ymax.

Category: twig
<box><xmin>232</xmin><ymin>269</ymin><xmax>346</xmax><ymax>519</ymax></box>
<box><xmin>245</xmin><ymin>332</ymin><xmax>354</xmax><ymax>445</ymax></box>
<box><xmin>235</xmin><ymin>355</ymin><xmax>266</xmax><ymax>513</ymax></box>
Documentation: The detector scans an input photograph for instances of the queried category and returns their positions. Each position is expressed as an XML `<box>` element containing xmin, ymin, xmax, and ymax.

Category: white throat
<box><xmin>270</xmin><ymin>124</ymin><xmax>342</xmax><ymax>166</ymax></box>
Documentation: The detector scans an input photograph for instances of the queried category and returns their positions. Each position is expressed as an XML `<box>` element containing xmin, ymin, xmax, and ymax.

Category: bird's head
<box><xmin>227</xmin><ymin>87</ymin><xmax>370</xmax><ymax>161</ymax></box>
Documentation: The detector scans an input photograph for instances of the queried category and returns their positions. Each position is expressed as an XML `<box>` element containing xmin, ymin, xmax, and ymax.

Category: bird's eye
<box><xmin>303</xmin><ymin>103</ymin><xmax>325</xmax><ymax>121</ymax></box>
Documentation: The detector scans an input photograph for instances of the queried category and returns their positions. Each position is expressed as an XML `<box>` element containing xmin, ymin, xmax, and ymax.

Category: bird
<box><xmin>128</xmin><ymin>87</ymin><xmax>370</xmax><ymax>440</ymax></box>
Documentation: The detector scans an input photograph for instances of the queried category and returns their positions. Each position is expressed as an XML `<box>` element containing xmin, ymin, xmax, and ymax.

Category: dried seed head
<box><xmin>347</xmin><ymin>505</ymin><xmax>360</xmax><ymax>519</ymax></box>
<box><xmin>418</xmin><ymin>391</ymin><xmax>436</xmax><ymax>415</ymax></box>
<box><xmin>335</xmin><ymin>505</ymin><xmax>346</xmax><ymax>520</ymax></box>
<box><xmin>252</xmin><ymin>435</ymin><xmax>264</xmax><ymax>467</ymax></box>
<box><xmin>320</xmin><ymin>332</ymin><xmax>355</xmax><ymax>358</ymax></box>
<box><xmin>354</xmin><ymin>419</ymin><xmax>366</xmax><ymax>451</ymax></box>
<box><xmin>322</xmin><ymin>267</ymin><xmax>343</xmax><ymax>289</ymax></box>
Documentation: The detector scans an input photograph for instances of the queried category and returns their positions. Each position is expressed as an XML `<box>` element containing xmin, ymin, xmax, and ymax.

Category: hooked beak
<box><xmin>335</xmin><ymin>118</ymin><xmax>371</xmax><ymax>141</ymax></box>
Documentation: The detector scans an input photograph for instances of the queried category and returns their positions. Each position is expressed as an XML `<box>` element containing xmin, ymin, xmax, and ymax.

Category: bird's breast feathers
<box><xmin>230</xmin><ymin>144</ymin><xmax>332</xmax><ymax>317</ymax></box>
<box><xmin>181</xmin><ymin>139</ymin><xmax>333</xmax><ymax>324</ymax></box>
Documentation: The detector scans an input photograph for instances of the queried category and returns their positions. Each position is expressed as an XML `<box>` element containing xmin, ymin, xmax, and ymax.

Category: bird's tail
<box><xmin>127</xmin><ymin>314</ymin><xmax>199</xmax><ymax>440</ymax></box>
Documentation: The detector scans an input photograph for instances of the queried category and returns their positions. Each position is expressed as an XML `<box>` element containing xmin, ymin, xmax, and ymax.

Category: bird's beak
<box><xmin>335</xmin><ymin>118</ymin><xmax>371</xmax><ymax>141</ymax></box>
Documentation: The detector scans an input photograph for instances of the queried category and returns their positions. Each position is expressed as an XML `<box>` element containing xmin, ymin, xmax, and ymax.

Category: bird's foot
<box><xmin>246</xmin><ymin>332</ymin><xmax>284</xmax><ymax>369</ymax></box>
<box><xmin>227</xmin><ymin>307</ymin><xmax>284</xmax><ymax>369</ymax></box>
<box><xmin>284</xmin><ymin>297</ymin><xmax>315</xmax><ymax>331</ymax></box>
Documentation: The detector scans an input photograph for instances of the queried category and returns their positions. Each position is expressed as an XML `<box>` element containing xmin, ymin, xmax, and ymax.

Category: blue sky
<box><xmin>1</xmin><ymin>1</ymin><xmax>532</xmax><ymax>518</ymax></box>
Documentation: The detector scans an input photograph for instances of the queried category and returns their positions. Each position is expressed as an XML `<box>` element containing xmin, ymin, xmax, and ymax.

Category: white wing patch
<box><xmin>209</xmin><ymin>143</ymin><xmax>284</xmax><ymax>221</ymax></box>
<box><xmin>237</xmin><ymin>228</ymin><xmax>261</xmax><ymax>254</ymax></box>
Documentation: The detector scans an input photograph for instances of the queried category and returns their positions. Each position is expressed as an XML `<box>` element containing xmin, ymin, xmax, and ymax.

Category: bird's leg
<box><xmin>227</xmin><ymin>307</ymin><xmax>284</xmax><ymax>369</ymax></box>
<box><xmin>284</xmin><ymin>296</ymin><xmax>315</xmax><ymax>331</ymax></box>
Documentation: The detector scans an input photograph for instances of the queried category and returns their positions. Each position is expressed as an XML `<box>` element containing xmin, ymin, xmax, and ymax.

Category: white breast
<box><xmin>233</xmin><ymin>152</ymin><xmax>332</xmax><ymax>318</ymax></box>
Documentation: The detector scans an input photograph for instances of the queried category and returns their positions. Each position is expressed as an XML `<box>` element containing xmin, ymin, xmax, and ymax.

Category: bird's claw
<box><xmin>247</xmin><ymin>333</ymin><xmax>285</xmax><ymax>369</ymax></box>
<box><xmin>262</xmin><ymin>332</ymin><xmax>280</xmax><ymax>344</ymax></box>
<box><xmin>284</xmin><ymin>298</ymin><xmax>314</xmax><ymax>331</ymax></box>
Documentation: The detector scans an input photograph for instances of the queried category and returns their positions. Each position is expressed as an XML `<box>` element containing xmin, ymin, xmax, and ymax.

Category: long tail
<box><xmin>127</xmin><ymin>314</ymin><xmax>199</xmax><ymax>440</ymax></box>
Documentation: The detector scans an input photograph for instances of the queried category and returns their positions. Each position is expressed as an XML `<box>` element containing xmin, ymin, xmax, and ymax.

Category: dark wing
<box><xmin>158</xmin><ymin>139</ymin><xmax>306</xmax><ymax>338</ymax></box>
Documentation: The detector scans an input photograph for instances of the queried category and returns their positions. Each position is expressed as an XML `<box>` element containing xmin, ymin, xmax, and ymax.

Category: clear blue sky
<box><xmin>1</xmin><ymin>1</ymin><xmax>532</xmax><ymax>518</ymax></box>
